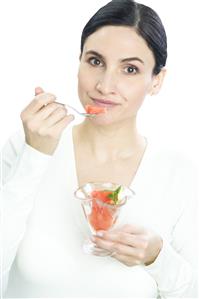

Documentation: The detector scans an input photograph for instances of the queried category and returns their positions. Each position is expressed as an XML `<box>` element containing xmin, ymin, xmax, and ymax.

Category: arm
<box><xmin>1</xmin><ymin>132</ymin><xmax>52</xmax><ymax>294</ymax></box>
<box><xmin>145</xmin><ymin>162</ymin><xmax>198</xmax><ymax>297</ymax></box>
<box><xmin>1</xmin><ymin>86</ymin><xmax>74</xmax><ymax>294</ymax></box>
<box><xmin>92</xmin><ymin>159</ymin><xmax>198</xmax><ymax>297</ymax></box>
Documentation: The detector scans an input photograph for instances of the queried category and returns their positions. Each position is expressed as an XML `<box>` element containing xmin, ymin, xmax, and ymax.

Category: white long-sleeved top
<box><xmin>1</xmin><ymin>124</ymin><xmax>198</xmax><ymax>298</ymax></box>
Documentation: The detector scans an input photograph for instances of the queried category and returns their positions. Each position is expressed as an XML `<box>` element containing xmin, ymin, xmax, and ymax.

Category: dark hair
<box><xmin>80</xmin><ymin>0</ymin><xmax>167</xmax><ymax>75</ymax></box>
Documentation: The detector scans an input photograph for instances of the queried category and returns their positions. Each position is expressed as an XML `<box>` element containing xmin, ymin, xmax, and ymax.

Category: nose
<box><xmin>95</xmin><ymin>70</ymin><xmax>117</xmax><ymax>95</ymax></box>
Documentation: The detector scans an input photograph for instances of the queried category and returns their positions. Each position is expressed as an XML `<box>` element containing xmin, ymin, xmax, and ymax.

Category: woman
<box><xmin>2</xmin><ymin>0</ymin><xmax>198</xmax><ymax>297</ymax></box>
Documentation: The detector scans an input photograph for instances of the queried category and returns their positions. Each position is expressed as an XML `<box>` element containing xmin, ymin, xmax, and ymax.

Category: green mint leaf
<box><xmin>115</xmin><ymin>186</ymin><xmax>121</xmax><ymax>195</ymax></box>
<box><xmin>106</xmin><ymin>186</ymin><xmax>122</xmax><ymax>204</ymax></box>
<box><xmin>113</xmin><ymin>185</ymin><xmax>122</xmax><ymax>204</ymax></box>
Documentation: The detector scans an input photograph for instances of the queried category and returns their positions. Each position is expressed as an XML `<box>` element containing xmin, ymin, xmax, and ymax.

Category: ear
<box><xmin>149</xmin><ymin>68</ymin><xmax>167</xmax><ymax>96</ymax></box>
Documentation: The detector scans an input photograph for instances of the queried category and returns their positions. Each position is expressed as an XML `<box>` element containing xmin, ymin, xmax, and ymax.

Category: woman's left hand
<box><xmin>92</xmin><ymin>224</ymin><xmax>163</xmax><ymax>266</ymax></box>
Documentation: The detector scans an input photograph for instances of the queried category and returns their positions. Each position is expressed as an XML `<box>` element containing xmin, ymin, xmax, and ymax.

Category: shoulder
<box><xmin>148</xmin><ymin>137</ymin><xmax>196</xmax><ymax>170</ymax></box>
<box><xmin>145</xmin><ymin>138</ymin><xmax>198</xmax><ymax>188</ymax></box>
<box><xmin>145</xmin><ymin>140</ymin><xmax>198</xmax><ymax>209</ymax></box>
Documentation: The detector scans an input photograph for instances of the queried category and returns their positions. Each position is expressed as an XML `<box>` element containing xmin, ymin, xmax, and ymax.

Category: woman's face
<box><xmin>78</xmin><ymin>25</ymin><xmax>159</xmax><ymax>125</ymax></box>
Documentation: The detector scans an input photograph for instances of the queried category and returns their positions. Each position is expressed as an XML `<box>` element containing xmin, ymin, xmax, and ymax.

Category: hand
<box><xmin>92</xmin><ymin>224</ymin><xmax>163</xmax><ymax>266</ymax></box>
<box><xmin>20</xmin><ymin>87</ymin><xmax>74</xmax><ymax>155</ymax></box>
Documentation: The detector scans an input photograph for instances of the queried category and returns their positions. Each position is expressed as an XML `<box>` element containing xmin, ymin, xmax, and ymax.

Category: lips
<box><xmin>91</xmin><ymin>97</ymin><xmax>120</xmax><ymax>107</ymax></box>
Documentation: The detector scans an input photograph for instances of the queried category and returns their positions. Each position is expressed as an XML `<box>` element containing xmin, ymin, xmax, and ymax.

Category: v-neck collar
<box><xmin>129</xmin><ymin>137</ymin><xmax>151</xmax><ymax>192</ymax></box>
<box><xmin>69</xmin><ymin>125</ymin><xmax>151</xmax><ymax>193</ymax></box>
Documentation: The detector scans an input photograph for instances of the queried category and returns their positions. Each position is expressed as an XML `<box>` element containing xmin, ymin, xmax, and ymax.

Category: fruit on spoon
<box><xmin>85</xmin><ymin>105</ymin><xmax>106</xmax><ymax>115</ymax></box>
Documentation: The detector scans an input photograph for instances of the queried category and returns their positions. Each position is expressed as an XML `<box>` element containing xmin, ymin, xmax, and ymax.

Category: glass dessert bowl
<box><xmin>74</xmin><ymin>182</ymin><xmax>135</xmax><ymax>255</ymax></box>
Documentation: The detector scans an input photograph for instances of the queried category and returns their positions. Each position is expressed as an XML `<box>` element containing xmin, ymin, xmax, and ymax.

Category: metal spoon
<box><xmin>56</xmin><ymin>102</ymin><xmax>96</xmax><ymax>118</ymax></box>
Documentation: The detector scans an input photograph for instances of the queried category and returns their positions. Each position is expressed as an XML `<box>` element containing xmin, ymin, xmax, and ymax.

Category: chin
<box><xmin>88</xmin><ymin>114</ymin><xmax>123</xmax><ymax>126</ymax></box>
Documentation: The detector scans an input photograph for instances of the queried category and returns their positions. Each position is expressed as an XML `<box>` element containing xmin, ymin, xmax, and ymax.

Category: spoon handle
<box><xmin>56</xmin><ymin>102</ymin><xmax>95</xmax><ymax>117</ymax></box>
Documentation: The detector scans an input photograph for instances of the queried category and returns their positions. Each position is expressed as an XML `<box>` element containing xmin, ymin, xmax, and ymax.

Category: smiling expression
<box><xmin>78</xmin><ymin>25</ymin><xmax>160</xmax><ymax>125</ymax></box>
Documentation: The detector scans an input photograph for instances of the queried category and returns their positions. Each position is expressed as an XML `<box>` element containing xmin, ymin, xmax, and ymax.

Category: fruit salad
<box><xmin>88</xmin><ymin>186</ymin><xmax>122</xmax><ymax>231</ymax></box>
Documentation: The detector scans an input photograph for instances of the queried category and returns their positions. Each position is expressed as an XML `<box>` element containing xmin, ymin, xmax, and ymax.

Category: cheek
<box><xmin>119</xmin><ymin>79</ymin><xmax>151</xmax><ymax>113</ymax></box>
<box><xmin>128</xmin><ymin>88</ymin><xmax>146</xmax><ymax>111</ymax></box>
<box><xmin>78</xmin><ymin>67</ymin><xmax>96</xmax><ymax>101</ymax></box>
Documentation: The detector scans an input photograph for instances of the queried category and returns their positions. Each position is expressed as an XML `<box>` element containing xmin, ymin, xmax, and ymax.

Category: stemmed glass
<box><xmin>74</xmin><ymin>182</ymin><xmax>135</xmax><ymax>256</ymax></box>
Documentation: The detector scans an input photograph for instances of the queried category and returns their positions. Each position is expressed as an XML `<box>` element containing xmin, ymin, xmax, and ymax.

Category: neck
<box><xmin>78</xmin><ymin>117</ymin><xmax>145</xmax><ymax>162</ymax></box>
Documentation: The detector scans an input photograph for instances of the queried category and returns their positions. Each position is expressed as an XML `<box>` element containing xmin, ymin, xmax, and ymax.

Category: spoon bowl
<box><xmin>56</xmin><ymin>102</ymin><xmax>96</xmax><ymax>118</ymax></box>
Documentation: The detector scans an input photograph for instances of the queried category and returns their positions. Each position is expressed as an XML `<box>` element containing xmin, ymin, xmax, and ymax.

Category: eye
<box><xmin>124</xmin><ymin>66</ymin><xmax>139</xmax><ymax>74</ymax></box>
<box><xmin>88</xmin><ymin>57</ymin><xmax>103</xmax><ymax>67</ymax></box>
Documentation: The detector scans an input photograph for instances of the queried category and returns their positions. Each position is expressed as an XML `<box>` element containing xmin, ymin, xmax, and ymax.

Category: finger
<box><xmin>35</xmin><ymin>86</ymin><xmax>44</xmax><ymax>96</ymax></box>
<box><xmin>49</xmin><ymin>114</ymin><xmax>74</xmax><ymax>134</ymax></box>
<box><xmin>92</xmin><ymin>236</ymin><xmax>115</xmax><ymax>252</ymax></box>
<box><xmin>42</xmin><ymin>106</ymin><xmax>68</xmax><ymax>128</ymax></box>
<box><xmin>92</xmin><ymin>247</ymin><xmax>112</xmax><ymax>257</ymax></box>
<box><xmin>111</xmin><ymin>241</ymin><xmax>140</xmax><ymax>257</ymax></box>
<box><xmin>95</xmin><ymin>224</ymin><xmax>145</xmax><ymax>238</ymax></box>
<box><xmin>25</xmin><ymin>93</ymin><xmax>57</xmax><ymax>115</ymax></box>
<box><xmin>94</xmin><ymin>235</ymin><xmax>140</xmax><ymax>257</ymax></box>
<box><xmin>35</xmin><ymin>103</ymin><xmax>68</xmax><ymax>120</ymax></box>
<box><xmin>113</xmin><ymin>223</ymin><xmax>146</xmax><ymax>235</ymax></box>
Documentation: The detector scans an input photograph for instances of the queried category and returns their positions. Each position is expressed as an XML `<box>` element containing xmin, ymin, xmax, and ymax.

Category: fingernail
<box><xmin>96</xmin><ymin>231</ymin><xmax>104</xmax><ymax>237</ymax></box>
<box><xmin>35</xmin><ymin>86</ymin><xmax>44</xmax><ymax>95</ymax></box>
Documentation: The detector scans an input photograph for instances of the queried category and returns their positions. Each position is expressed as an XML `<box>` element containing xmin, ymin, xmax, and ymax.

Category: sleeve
<box><xmin>144</xmin><ymin>157</ymin><xmax>198</xmax><ymax>298</ymax></box>
<box><xmin>0</xmin><ymin>131</ymin><xmax>52</xmax><ymax>294</ymax></box>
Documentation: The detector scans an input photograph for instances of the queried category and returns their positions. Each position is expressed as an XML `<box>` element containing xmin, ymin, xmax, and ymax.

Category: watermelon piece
<box><xmin>88</xmin><ymin>204</ymin><xmax>115</xmax><ymax>231</ymax></box>
<box><xmin>91</xmin><ymin>190</ymin><xmax>113</xmax><ymax>204</ymax></box>
<box><xmin>85</xmin><ymin>105</ymin><xmax>106</xmax><ymax>115</ymax></box>
<box><xmin>88</xmin><ymin>190</ymin><xmax>118</xmax><ymax>231</ymax></box>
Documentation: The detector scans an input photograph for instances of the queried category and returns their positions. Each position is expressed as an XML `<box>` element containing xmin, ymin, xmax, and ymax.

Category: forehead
<box><xmin>83</xmin><ymin>25</ymin><xmax>155</xmax><ymax>65</ymax></box>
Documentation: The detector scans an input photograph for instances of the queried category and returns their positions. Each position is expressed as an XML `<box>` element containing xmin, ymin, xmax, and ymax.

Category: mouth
<box><xmin>91</xmin><ymin>97</ymin><xmax>120</xmax><ymax>108</ymax></box>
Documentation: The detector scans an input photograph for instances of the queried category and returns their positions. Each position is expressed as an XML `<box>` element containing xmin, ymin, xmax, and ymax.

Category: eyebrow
<box><xmin>85</xmin><ymin>50</ymin><xmax>144</xmax><ymax>65</ymax></box>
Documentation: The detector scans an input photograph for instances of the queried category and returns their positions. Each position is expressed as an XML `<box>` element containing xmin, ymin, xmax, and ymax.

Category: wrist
<box><xmin>145</xmin><ymin>237</ymin><xmax>163</xmax><ymax>266</ymax></box>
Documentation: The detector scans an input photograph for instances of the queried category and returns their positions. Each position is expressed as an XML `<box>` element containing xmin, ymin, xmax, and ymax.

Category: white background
<box><xmin>0</xmin><ymin>0</ymin><xmax>199</xmax><ymax>166</ymax></box>
<box><xmin>0</xmin><ymin>0</ymin><xmax>199</xmax><ymax>293</ymax></box>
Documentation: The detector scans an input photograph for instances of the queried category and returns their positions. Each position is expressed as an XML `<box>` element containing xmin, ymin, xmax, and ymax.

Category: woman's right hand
<box><xmin>20</xmin><ymin>87</ymin><xmax>74</xmax><ymax>155</ymax></box>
